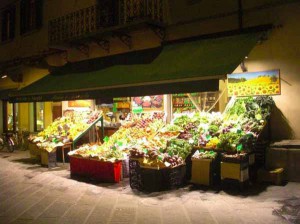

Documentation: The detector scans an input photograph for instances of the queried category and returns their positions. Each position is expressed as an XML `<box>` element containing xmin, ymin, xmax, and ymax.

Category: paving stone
<box><xmin>136</xmin><ymin>204</ymin><xmax>161</xmax><ymax>224</ymax></box>
<box><xmin>161</xmin><ymin>204</ymin><xmax>190</xmax><ymax>224</ymax></box>
<box><xmin>117</xmin><ymin>194</ymin><xmax>138</xmax><ymax>208</ymax></box>
<box><xmin>109</xmin><ymin>207</ymin><xmax>136</xmax><ymax>224</ymax></box>
<box><xmin>11</xmin><ymin>218</ymin><xmax>34</xmax><ymax>224</ymax></box>
<box><xmin>76</xmin><ymin>194</ymin><xmax>101</xmax><ymax>206</ymax></box>
<box><xmin>184</xmin><ymin>200</ymin><xmax>216</xmax><ymax>224</ymax></box>
<box><xmin>18</xmin><ymin>196</ymin><xmax>58</xmax><ymax>220</ymax></box>
<box><xmin>0</xmin><ymin>215</ymin><xmax>15</xmax><ymax>223</ymax></box>
<box><xmin>38</xmin><ymin>202</ymin><xmax>74</xmax><ymax>218</ymax></box>
<box><xmin>0</xmin><ymin>151</ymin><xmax>298</xmax><ymax>224</ymax></box>
<box><xmin>86</xmin><ymin>195</ymin><xmax>118</xmax><ymax>224</ymax></box>
<box><xmin>57</xmin><ymin>204</ymin><xmax>94</xmax><ymax>224</ymax></box>
<box><xmin>86</xmin><ymin>205</ymin><xmax>113</xmax><ymax>224</ymax></box>
<box><xmin>0</xmin><ymin>192</ymin><xmax>45</xmax><ymax>219</ymax></box>
<box><xmin>31</xmin><ymin>217</ymin><xmax>60</xmax><ymax>224</ymax></box>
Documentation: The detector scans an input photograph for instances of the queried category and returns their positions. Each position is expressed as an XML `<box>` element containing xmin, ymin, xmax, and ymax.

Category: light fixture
<box><xmin>240</xmin><ymin>61</ymin><xmax>248</xmax><ymax>72</ymax></box>
<box><xmin>245</xmin><ymin>56</ymin><xmax>248</xmax><ymax>59</ymax></box>
<box><xmin>1</xmin><ymin>75</ymin><xmax>7</xmax><ymax>79</ymax></box>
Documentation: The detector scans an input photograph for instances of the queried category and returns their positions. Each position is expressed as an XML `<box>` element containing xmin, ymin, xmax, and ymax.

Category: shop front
<box><xmin>8</xmin><ymin>26</ymin><xmax>274</xmax><ymax>190</ymax></box>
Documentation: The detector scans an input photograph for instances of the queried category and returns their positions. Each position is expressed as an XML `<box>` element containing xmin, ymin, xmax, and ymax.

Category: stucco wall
<box><xmin>233</xmin><ymin>4</ymin><xmax>300</xmax><ymax>139</ymax></box>
<box><xmin>0</xmin><ymin>0</ymin><xmax>97</xmax><ymax>62</ymax></box>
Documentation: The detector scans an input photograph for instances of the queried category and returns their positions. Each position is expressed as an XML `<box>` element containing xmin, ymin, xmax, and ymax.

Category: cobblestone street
<box><xmin>0</xmin><ymin>150</ymin><xmax>299</xmax><ymax>224</ymax></box>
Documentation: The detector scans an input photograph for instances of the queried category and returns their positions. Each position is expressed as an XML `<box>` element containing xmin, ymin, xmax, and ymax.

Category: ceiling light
<box><xmin>245</xmin><ymin>56</ymin><xmax>248</xmax><ymax>59</ymax></box>
<box><xmin>1</xmin><ymin>75</ymin><xmax>7</xmax><ymax>79</ymax></box>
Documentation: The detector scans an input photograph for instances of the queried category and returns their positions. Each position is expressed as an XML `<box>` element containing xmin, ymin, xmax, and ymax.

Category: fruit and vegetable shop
<box><xmin>6</xmin><ymin>30</ymin><xmax>288</xmax><ymax>192</ymax></box>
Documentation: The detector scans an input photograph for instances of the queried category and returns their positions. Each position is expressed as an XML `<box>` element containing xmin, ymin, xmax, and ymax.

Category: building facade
<box><xmin>0</xmin><ymin>0</ymin><xmax>299</xmax><ymax>140</ymax></box>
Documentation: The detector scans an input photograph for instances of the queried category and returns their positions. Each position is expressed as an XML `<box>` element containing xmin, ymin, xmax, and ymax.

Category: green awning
<box><xmin>0</xmin><ymin>89</ymin><xmax>17</xmax><ymax>100</ymax></box>
<box><xmin>9</xmin><ymin>28</ymin><xmax>266</xmax><ymax>103</ymax></box>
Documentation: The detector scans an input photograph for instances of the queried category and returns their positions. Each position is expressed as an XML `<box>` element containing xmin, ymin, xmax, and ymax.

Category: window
<box><xmin>2</xmin><ymin>101</ymin><xmax>18</xmax><ymax>132</ymax></box>
<box><xmin>1</xmin><ymin>5</ymin><xmax>16</xmax><ymax>42</ymax></box>
<box><xmin>186</xmin><ymin>0</ymin><xmax>202</xmax><ymax>5</ymax></box>
<box><xmin>34</xmin><ymin>102</ymin><xmax>44</xmax><ymax>131</ymax></box>
<box><xmin>20</xmin><ymin>0</ymin><xmax>43</xmax><ymax>34</ymax></box>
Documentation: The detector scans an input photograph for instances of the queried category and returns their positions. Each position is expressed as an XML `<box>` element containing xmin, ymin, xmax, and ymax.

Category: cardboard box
<box><xmin>40</xmin><ymin>150</ymin><xmax>57</xmax><ymax>168</ymax></box>
<box><xmin>191</xmin><ymin>158</ymin><xmax>213</xmax><ymax>186</ymax></box>
<box><xmin>221</xmin><ymin>162</ymin><xmax>249</xmax><ymax>182</ymax></box>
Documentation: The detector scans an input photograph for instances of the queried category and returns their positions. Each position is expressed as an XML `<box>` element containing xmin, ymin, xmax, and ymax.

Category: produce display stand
<box><xmin>69</xmin><ymin>156</ymin><xmax>122</xmax><ymax>183</ymax></box>
<box><xmin>59</xmin><ymin>143</ymin><xmax>72</xmax><ymax>164</ymax></box>
<box><xmin>129</xmin><ymin>158</ymin><xmax>186</xmax><ymax>192</ymax></box>
<box><xmin>72</xmin><ymin>116</ymin><xmax>104</xmax><ymax>149</ymax></box>
<box><xmin>29</xmin><ymin>141</ymin><xmax>41</xmax><ymax>160</ymax></box>
<box><xmin>57</xmin><ymin>116</ymin><xmax>103</xmax><ymax>164</ymax></box>
<box><xmin>31</xmin><ymin>116</ymin><xmax>104</xmax><ymax>168</ymax></box>
<box><xmin>40</xmin><ymin>149</ymin><xmax>57</xmax><ymax>168</ymax></box>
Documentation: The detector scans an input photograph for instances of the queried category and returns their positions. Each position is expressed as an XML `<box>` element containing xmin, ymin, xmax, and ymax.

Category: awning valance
<box><xmin>9</xmin><ymin>26</ymin><xmax>269</xmax><ymax>103</ymax></box>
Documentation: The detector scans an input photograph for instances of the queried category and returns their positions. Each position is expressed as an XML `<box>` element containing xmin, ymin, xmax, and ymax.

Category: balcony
<box><xmin>48</xmin><ymin>0</ymin><xmax>166</xmax><ymax>48</ymax></box>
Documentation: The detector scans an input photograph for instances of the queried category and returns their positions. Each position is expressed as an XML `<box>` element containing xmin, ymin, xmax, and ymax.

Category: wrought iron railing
<box><xmin>49</xmin><ymin>0</ymin><xmax>165</xmax><ymax>45</ymax></box>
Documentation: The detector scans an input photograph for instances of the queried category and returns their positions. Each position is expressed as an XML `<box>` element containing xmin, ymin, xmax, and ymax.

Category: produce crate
<box><xmin>257</xmin><ymin>168</ymin><xmax>284</xmax><ymax>185</ymax></box>
<box><xmin>40</xmin><ymin>150</ymin><xmax>57</xmax><ymax>168</ymax></box>
<box><xmin>29</xmin><ymin>142</ymin><xmax>41</xmax><ymax>160</ymax></box>
<box><xmin>129</xmin><ymin>159</ymin><xmax>186</xmax><ymax>192</ymax></box>
<box><xmin>69</xmin><ymin>156</ymin><xmax>91</xmax><ymax>177</ymax></box>
<box><xmin>70</xmin><ymin>157</ymin><xmax>122</xmax><ymax>183</ymax></box>
<box><xmin>221</xmin><ymin>153</ymin><xmax>249</xmax><ymax>164</ymax></box>
<box><xmin>221</xmin><ymin>162</ymin><xmax>249</xmax><ymax>182</ymax></box>
<box><xmin>185</xmin><ymin>148</ymin><xmax>197</xmax><ymax>180</ymax></box>
<box><xmin>191</xmin><ymin>158</ymin><xmax>214</xmax><ymax>186</ymax></box>
<box><xmin>89</xmin><ymin>159</ymin><xmax>122</xmax><ymax>183</ymax></box>
<box><xmin>248</xmin><ymin>152</ymin><xmax>255</xmax><ymax>166</ymax></box>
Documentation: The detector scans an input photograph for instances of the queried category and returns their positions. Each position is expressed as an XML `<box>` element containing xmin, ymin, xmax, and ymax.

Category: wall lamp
<box><xmin>240</xmin><ymin>56</ymin><xmax>248</xmax><ymax>72</ymax></box>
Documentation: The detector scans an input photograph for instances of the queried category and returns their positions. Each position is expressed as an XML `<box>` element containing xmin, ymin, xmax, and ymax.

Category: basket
<box><xmin>129</xmin><ymin>159</ymin><xmax>186</xmax><ymax>192</ymax></box>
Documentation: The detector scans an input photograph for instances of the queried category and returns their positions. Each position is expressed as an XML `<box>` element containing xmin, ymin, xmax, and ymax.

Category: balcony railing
<box><xmin>49</xmin><ymin>0</ymin><xmax>165</xmax><ymax>46</ymax></box>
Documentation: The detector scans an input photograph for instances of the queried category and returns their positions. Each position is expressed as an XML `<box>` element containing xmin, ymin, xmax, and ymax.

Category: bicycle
<box><xmin>0</xmin><ymin>132</ymin><xmax>16</xmax><ymax>153</ymax></box>
<box><xmin>13</xmin><ymin>130</ymin><xmax>29</xmax><ymax>151</ymax></box>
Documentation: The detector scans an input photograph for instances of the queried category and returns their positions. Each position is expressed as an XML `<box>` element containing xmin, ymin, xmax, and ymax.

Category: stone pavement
<box><xmin>0</xmin><ymin>150</ymin><xmax>300</xmax><ymax>224</ymax></box>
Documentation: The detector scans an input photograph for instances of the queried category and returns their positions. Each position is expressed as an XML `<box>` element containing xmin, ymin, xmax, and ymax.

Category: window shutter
<box><xmin>20</xmin><ymin>0</ymin><xmax>26</xmax><ymax>34</ymax></box>
<box><xmin>1</xmin><ymin>12</ymin><xmax>7</xmax><ymax>41</ymax></box>
<box><xmin>9</xmin><ymin>6</ymin><xmax>16</xmax><ymax>39</ymax></box>
<box><xmin>36</xmin><ymin>0</ymin><xmax>43</xmax><ymax>29</ymax></box>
